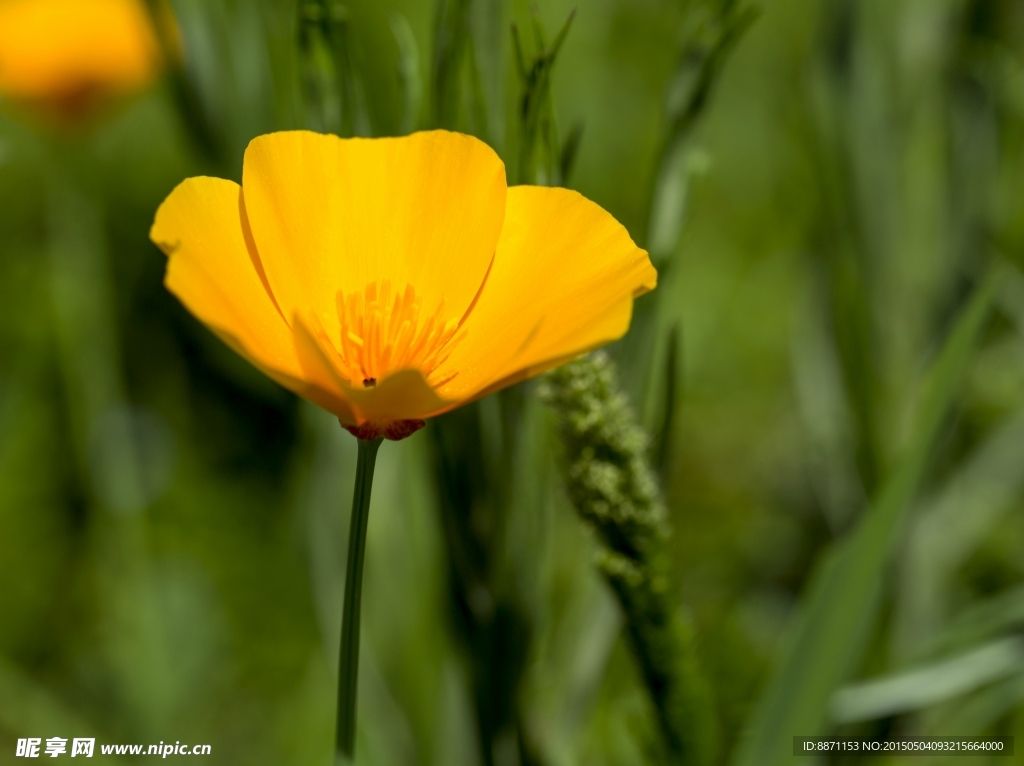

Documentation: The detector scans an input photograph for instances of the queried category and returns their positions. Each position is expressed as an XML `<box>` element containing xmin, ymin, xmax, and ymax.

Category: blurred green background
<box><xmin>3</xmin><ymin>0</ymin><xmax>1024</xmax><ymax>764</ymax></box>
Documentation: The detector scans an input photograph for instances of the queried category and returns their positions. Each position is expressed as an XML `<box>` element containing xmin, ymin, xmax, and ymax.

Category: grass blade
<box><xmin>731</xmin><ymin>265</ymin><xmax>999</xmax><ymax>766</ymax></box>
<box><xmin>390</xmin><ymin>12</ymin><xmax>423</xmax><ymax>134</ymax></box>
<box><xmin>831</xmin><ymin>636</ymin><xmax>1024</xmax><ymax>724</ymax></box>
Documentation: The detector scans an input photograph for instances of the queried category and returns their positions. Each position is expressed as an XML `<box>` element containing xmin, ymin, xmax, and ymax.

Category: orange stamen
<box><xmin>330</xmin><ymin>281</ymin><xmax>462</xmax><ymax>387</ymax></box>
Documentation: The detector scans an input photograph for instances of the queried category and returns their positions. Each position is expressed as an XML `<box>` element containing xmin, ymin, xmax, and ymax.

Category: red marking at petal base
<box><xmin>342</xmin><ymin>419</ymin><xmax>426</xmax><ymax>441</ymax></box>
<box><xmin>384</xmin><ymin>419</ymin><xmax>426</xmax><ymax>440</ymax></box>
<box><xmin>343</xmin><ymin>422</ymin><xmax>384</xmax><ymax>440</ymax></box>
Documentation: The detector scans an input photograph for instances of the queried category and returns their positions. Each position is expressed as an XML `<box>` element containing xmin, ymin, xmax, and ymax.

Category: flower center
<box><xmin>331</xmin><ymin>280</ymin><xmax>461</xmax><ymax>387</ymax></box>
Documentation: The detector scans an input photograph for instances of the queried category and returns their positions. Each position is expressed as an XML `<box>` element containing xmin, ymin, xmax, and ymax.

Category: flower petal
<box><xmin>434</xmin><ymin>186</ymin><xmax>656</xmax><ymax>401</ymax></box>
<box><xmin>150</xmin><ymin>177</ymin><xmax>352</xmax><ymax>418</ymax></box>
<box><xmin>342</xmin><ymin>369</ymin><xmax>453</xmax><ymax>424</ymax></box>
<box><xmin>289</xmin><ymin>315</ymin><xmax>359</xmax><ymax>422</ymax></box>
<box><xmin>0</xmin><ymin>0</ymin><xmax>158</xmax><ymax>102</ymax></box>
<box><xmin>241</xmin><ymin>130</ymin><xmax>507</xmax><ymax>345</ymax></box>
<box><xmin>292</xmin><ymin>314</ymin><xmax>452</xmax><ymax>426</ymax></box>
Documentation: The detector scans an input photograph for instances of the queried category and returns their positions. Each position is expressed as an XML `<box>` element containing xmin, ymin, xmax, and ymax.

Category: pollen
<box><xmin>329</xmin><ymin>281</ymin><xmax>462</xmax><ymax>387</ymax></box>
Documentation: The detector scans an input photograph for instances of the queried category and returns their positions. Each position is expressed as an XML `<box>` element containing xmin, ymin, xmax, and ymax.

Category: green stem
<box><xmin>335</xmin><ymin>436</ymin><xmax>383</xmax><ymax>764</ymax></box>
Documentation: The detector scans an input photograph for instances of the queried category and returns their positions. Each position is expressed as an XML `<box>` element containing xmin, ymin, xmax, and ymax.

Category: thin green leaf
<box><xmin>511</xmin><ymin>23</ymin><xmax>527</xmax><ymax>82</ymax></box>
<box><xmin>430</xmin><ymin>0</ymin><xmax>472</xmax><ymax>129</ymax></box>
<box><xmin>530</xmin><ymin>12</ymin><xmax>546</xmax><ymax>55</ymax></box>
<box><xmin>831</xmin><ymin>636</ymin><xmax>1024</xmax><ymax>724</ymax></box>
<box><xmin>143</xmin><ymin>0</ymin><xmax>224</xmax><ymax>166</ymax></box>
<box><xmin>512</xmin><ymin>8</ymin><xmax>576</xmax><ymax>185</ymax></box>
<box><xmin>559</xmin><ymin>121</ymin><xmax>584</xmax><ymax>186</ymax></box>
<box><xmin>468</xmin><ymin>0</ymin><xmax>506</xmax><ymax>147</ymax></box>
<box><xmin>548</xmin><ymin>7</ymin><xmax>577</xmax><ymax>63</ymax></box>
<box><xmin>653</xmin><ymin>322</ymin><xmax>682</xmax><ymax>483</ymax></box>
<box><xmin>894</xmin><ymin>407</ymin><xmax>1024</xmax><ymax>661</ymax></box>
<box><xmin>930</xmin><ymin>671</ymin><xmax>1024</xmax><ymax>736</ymax></box>
<box><xmin>390</xmin><ymin>12</ymin><xmax>422</xmax><ymax>134</ymax></box>
<box><xmin>622</xmin><ymin>1</ymin><xmax>757</xmax><ymax>419</ymax></box>
<box><xmin>732</xmin><ymin>265</ymin><xmax>1000</xmax><ymax>766</ymax></box>
<box><xmin>929</xmin><ymin>582</ymin><xmax>1024</xmax><ymax>659</ymax></box>
<box><xmin>464</xmin><ymin>32</ymin><xmax>491</xmax><ymax>143</ymax></box>
<box><xmin>642</xmin><ymin>5</ymin><xmax>758</xmax><ymax>253</ymax></box>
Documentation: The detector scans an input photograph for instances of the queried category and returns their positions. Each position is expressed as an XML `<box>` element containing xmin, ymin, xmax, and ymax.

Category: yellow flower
<box><xmin>150</xmin><ymin>130</ymin><xmax>657</xmax><ymax>439</ymax></box>
<box><xmin>0</xmin><ymin>0</ymin><xmax>162</xmax><ymax>122</ymax></box>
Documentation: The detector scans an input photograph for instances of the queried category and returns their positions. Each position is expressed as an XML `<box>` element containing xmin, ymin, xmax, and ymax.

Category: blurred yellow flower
<box><xmin>151</xmin><ymin>130</ymin><xmax>657</xmax><ymax>439</ymax></box>
<box><xmin>0</xmin><ymin>0</ymin><xmax>162</xmax><ymax>121</ymax></box>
